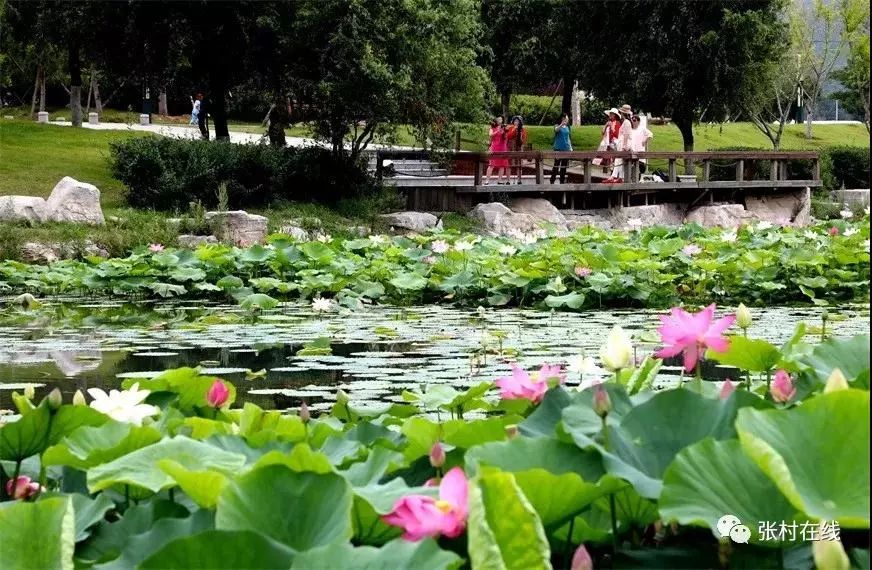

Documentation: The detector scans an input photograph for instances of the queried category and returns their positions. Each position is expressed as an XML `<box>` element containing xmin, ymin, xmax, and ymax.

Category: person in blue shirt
<box><xmin>550</xmin><ymin>113</ymin><xmax>572</xmax><ymax>184</ymax></box>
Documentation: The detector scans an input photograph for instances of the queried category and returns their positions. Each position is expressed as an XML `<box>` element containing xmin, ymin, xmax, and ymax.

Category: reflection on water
<box><xmin>1</xmin><ymin>298</ymin><xmax>869</xmax><ymax>411</ymax></box>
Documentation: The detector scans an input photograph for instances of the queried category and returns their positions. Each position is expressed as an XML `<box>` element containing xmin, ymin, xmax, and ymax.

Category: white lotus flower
<box><xmin>803</xmin><ymin>230</ymin><xmax>818</xmax><ymax>240</ymax></box>
<box><xmin>453</xmin><ymin>241</ymin><xmax>474</xmax><ymax>252</ymax></box>
<box><xmin>369</xmin><ymin>234</ymin><xmax>387</xmax><ymax>244</ymax></box>
<box><xmin>600</xmin><ymin>326</ymin><xmax>633</xmax><ymax>372</ymax></box>
<box><xmin>567</xmin><ymin>355</ymin><xmax>603</xmax><ymax>376</ymax></box>
<box><xmin>756</xmin><ymin>221</ymin><xmax>773</xmax><ymax>231</ymax></box>
<box><xmin>627</xmin><ymin>218</ymin><xmax>643</xmax><ymax>231</ymax></box>
<box><xmin>840</xmin><ymin>209</ymin><xmax>853</xmax><ymax>219</ymax></box>
<box><xmin>844</xmin><ymin>227</ymin><xmax>859</xmax><ymax>237</ymax></box>
<box><xmin>498</xmin><ymin>244</ymin><xmax>517</xmax><ymax>256</ymax></box>
<box><xmin>578</xmin><ymin>378</ymin><xmax>605</xmax><ymax>392</ymax></box>
<box><xmin>864</xmin><ymin>239</ymin><xmax>870</xmax><ymax>253</ymax></box>
<box><xmin>521</xmin><ymin>233</ymin><xmax>538</xmax><ymax>245</ymax></box>
<box><xmin>312</xmin><ymin>297</ymin><xmax>332</xmax><ymax>312</ymax></box>
<box><xmin>316</xmin><ymin>233</ymin><xmax>332</xmax><ymax>243</ymax></box>
<box><xmin>431</xmin><ymin>240</ymin><xmax>450</xmax><ymax>254</ymax></box>
<box><xmin>864</xmin><ymin>206</ymin><xmax>870</xmax><ymax>216</ymax></box>
<box><xmin>721</xmin><ymin>230</ymin><xmax>737</xmax><ymax>243</ymax></box>
<box><xmin>87</xmin><ymin>383</ymin><xmax>159</xmax><ymax>426</ymax></box>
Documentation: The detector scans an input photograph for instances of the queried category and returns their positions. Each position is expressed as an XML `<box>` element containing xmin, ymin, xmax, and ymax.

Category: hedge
<box><xmin>109</xmin><ymin>137</ymin><xmax>376</xmax><ymax>211</ymax></box>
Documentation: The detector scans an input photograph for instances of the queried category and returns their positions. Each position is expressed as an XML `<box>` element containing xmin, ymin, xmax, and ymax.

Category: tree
<box><xmin>574</xmin><ymin>1</ymin><xmax>786</xmax><ymax>170</ymax></box>
<box><xmin>832</xmin><ymin>0</ymin><xmax>870</xmax><ymax>131</ymax></box>
<box><xmin>285</xmin><ymin>0</ymin><xmax>491</xmax><ymax>160</ymax></box>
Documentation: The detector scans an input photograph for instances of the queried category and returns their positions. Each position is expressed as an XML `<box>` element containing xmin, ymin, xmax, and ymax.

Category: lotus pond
<box><xmin>0</xmin><ymin>294</ymin><xmax>870</xmax><ymax>569</ymax></box>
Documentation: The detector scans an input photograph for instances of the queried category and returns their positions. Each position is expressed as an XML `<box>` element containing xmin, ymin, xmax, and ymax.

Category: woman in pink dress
<box><xmin>484</xmin><ymin>116</ymin><xmax>509</xmax><ymax>185</ymax></box>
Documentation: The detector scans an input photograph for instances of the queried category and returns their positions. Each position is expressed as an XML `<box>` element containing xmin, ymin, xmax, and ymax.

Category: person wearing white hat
<box><xmin>605</xmin><ymin>104</ymin><xmax>634</xmax><ymax>182</ymax></box>
<box><xmin>593</xmin><ymin>108</ymin><xmax>621</xmax><ymax>169</ymax></box>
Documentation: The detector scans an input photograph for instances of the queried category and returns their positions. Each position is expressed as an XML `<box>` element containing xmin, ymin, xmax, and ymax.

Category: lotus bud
<box><xmin>206</xmin><ymin>379</ymin><xmax>230</xmax><ymax>408</ymax></box>
<box><xmin>593</xmin><ymin>386</ymin><xmax>611</xmax><ymax>418</ymax></box>
<box><xmin>336</xmin><ymin>389</ymin><xmax>350</xmax><ymax>406</ymax></box>
<box><xmin>821</xmin><ymin>309</ymin><xmax>829</xmax><ymax>322</ymax></box>
<box><xmin>23</xmin><ymin>384</ymin><xmax>35</xmax><ymax>400</ymax></box>
<box><xmin>299</xmin><ymin>401</ymin><xmax>311</xmax><ymax>423</ymax></box>
<box><xmin>505</xmin><ymin>424</ymin><xmax>519</xmax><ymax>439</ymax></box>
<box><xmin>770</xmin><ymin>369</ymin><xmax>796</xmax><ymax>403</ymax></box>
<box><xmin>72</xmin><ymin>390</ymin><xmax>86</xmax><ymax>406</ymax></box>
<box><xmin>429</xmin><ymin>441</ymin><xmax>446</xmax><ymax>468</ymax></box>
<box><xmin>813</xmin><ymin>533</ymin><xmax>850</xmax><ymax>570</ymax></box>
<box><xmin>828</xmin><ymin>226</ymin><xmax>839</xmax><ymax>236</ymax></box>
<box><xmin>736</xmin><ymin>304</ymin><xmax>752</xmax><ymax>330</ymax></box>
<box><xmin>5</xmin><ymin>475</ymin><xmax>42</xmax><ymax>500</ymax></box>
<box><xmin>47</xmin><ymin>388</ymin><xmax>63</xmax><ymax>410</ymax></box>
<box><xmin>476</xmin><ymin>306</ymin><xmax>486</xmax><ymax>318</ymax></box>
<box><xmin>599</xmin><ymin>326</ymin><xmax>633</xmax><ymax>372</ymax></box>
<box><xmin>824</xmin><ymin>368</ymin><xmax>850</xmax><ymax>393</ymax></box>
<box><xmin>571</xmin><ymin>544</ymin><xmax>594</xmax><ymax>570</ymax></box>
<box><xmin>719</xmin><ymin>379</ymin><xmax>736</xmax><ymax>400</ymax></box>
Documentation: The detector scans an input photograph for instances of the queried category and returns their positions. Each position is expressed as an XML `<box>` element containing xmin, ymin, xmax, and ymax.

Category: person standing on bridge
<box><xmin>606</xmin><ymin>104</ymin><xmax>633</xmax><ymax>182</ymax></box>
<box><xmin>630</xmin><ymin>114</ymin><xmax>653</xmax><ymax>178</ymax></box>
<box><xmin>550</xmin><ymin>113</ymin><xmax>572</xmax><ymax>184</ymax></box>
<box><xmin>484</xmin><ymin>115</ymin><xmax>509</xmax><ymax>185</ymax></box>
<box><xmin>505</xmin><ymin>115</ymin><xmax>528</xmax><ymax>185</ymax></box>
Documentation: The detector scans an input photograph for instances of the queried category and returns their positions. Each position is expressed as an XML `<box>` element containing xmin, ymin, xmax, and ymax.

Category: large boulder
<box><xmin>745</xmin><ymin>188</ymin><xmax>811</xmax><ymax>227</ymax></box>
<box><xmin>468</xmin><ymin>202</ymin><xmax>537</xmax><ymax>236</ymax></box>
<box><xmin>380</xmin><ymin>211</ymin><xmax>439</xmax><ymax>233</ymax></box>
<box><xmin>20</xmin><ymin>240</ymin><xmax>109</xmax><ymax>264</ymax></box>
<box><xmin>205</xmin><ymin>210</ymin><xmax>268</xmax><ymax>247</ymax></box>
<box><xmin>0</xmin><ymin>196</ymin><xmax>48</xmax><ymax>223</ymax></box>
<box><xmin>177</xmin><ymin>234</ymin><xmax>218</xmax><ymax>248</ymax></box>
<box><xmin>45</xmin><ymin>177</ymin><xmax>105</xmax><ymax>225</ymax></box>
<box><xmin>508</xmin><ymin>198</ymin><xmax>568</xmax><ymax>229</ymax></box>
<box><xmin>686</xmin><ymin>204</ymin><xmax>751</xmax><ymax>228</ymax></box>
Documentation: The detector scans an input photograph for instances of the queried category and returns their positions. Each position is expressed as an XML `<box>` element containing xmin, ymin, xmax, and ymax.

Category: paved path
<box><xmin>43</xmin><ymin>120</ymin><xmax>420</xmax><ymax>151</ymax></box>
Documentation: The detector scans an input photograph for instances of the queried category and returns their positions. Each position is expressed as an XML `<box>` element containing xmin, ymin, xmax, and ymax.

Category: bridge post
<box><xmin>473</xmin><ymin>153</ymin><xmax>482</xmax><ymax>186</ymax></box>
<box><xmin>702</xmin><ymin>160</ymin><xmax>711</xmax><ymax>182</ymax></box>
<box><xmin>736</xmin><ymin>160</ymin><xmax>744</xmax><ymax>182</ymax></box>
<box><xmin>770</xmin><ymin>159</ymin><xmax>779</xmax><ymax>182</ymax></box>
<box><xmin>583</xmin><ymin>159</ymin><xmax>591</xmax><ymax>185</ymax></box>
<box><xmin>668</xmin><ymin>159</ymin><xmax>677</xmax><ymax>182</ymax></box>
<box><xmin>536</xmin><ymin>153</ymin><xmax>543</xmax><ymax>184</ymax></box>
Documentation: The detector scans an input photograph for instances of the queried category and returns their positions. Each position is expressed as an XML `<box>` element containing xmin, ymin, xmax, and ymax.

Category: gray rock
<box><xmin>686</xmin><ymin>204</ymin><xmax>751</xmax><ymax>228</ymax></box>
<box><xmin>348</xmin><ymin>225</ymin><xmax>370</xmax><ymax>237</ymax></box>
<box><xmin>839</xmin><ymin>189</ymin><xmax>870</xmax><ymax>207</ymax></box>
<box><xmin>468</xmin><ymin>202</ymin><xmax>537</xmax><ymax>236</ymax></box>
<box><xmin>508</xmin><ymin>198</ymin><xmax>568</xmax><ymax>229</ymax></box>
<box><xmin>44</xmin><ymin>176</ymin><xmax>105</xmax><ymax>225</ymax></box>
<box><xmin>380</xmin><ymin>211</ymin><xmax>439</xmax><ymax>232</ymax></box>
<box><xmin>20</xmin><ymin>240</ymin><xmax>109</xmax><ymax>264</ymax></box>
<box><xmin>177</xmin><ymin>234</ymin><xmax>219</xmax><ymax>248</ymax></box>
<box><xmin>0</xmin><ymin>196</ymin><xmax>48</xmax><ymax>223</ymax></box>
<box><xmin>205</xmin><ymin>210</ymin><xmax>268</xmax><ymax>247</ymax></box>
<box><xmin>278</xmin><ymin>225</ymin><xmax>310</xmax><ymax>241</ymax></box>
<box><xmin>566</xmin><ymin>216</ymin><xmax>613</xmax><ymax>231</ymax></box>
<box><xmin>745</xmin><ymin>188</ymin><xmax>811</xmax><ymax>227</ymax></box>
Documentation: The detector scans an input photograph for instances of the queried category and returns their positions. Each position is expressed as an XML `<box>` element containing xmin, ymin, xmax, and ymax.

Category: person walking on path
<box><xmin>189</xmin><ymin>94</ymin><xmax>201</xmax><ymax>125</ymax></box>
<box><xmin>484</xmin><ymin>116</ymin><xmax>509</xmax><ymax>185</ymax></box>
<box><xmin>505</xmin><ymin>115</ymin><xmax>528</xmax><ymax>184</ymax></box>
<box><xmin>197</xmin><ymin>93</ymin><xmax>209</xmax><ymax>140</ymax></box>
<box><xmin>550</xmin><ymin>113</ymin><xmax>572</xmax><ymax>184</ymax></box>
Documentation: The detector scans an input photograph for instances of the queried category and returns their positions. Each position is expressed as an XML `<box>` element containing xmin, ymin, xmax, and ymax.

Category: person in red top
<box><xmin>505</xmin><ymin>115</ymin><xmax>528</xmax><ymax>185</ymax></box>
<box><xmin>594</xmin><ymin>108</ymin><xmax>621</xmax><ymax>168</ymax></box>
<box><xmin>485</xmin><ymin>116</ymin><xmax>509</xmax><ymax>185</ymax></box>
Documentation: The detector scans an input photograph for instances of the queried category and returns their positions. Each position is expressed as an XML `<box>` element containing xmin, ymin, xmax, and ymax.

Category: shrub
<box><xmin>109</xmin><ymin>137</ymin><xmax>376</xmax><ymax>211</ymax></box>
<box><xmin>821</xmin><ymin>146</ymin><xmax>870</xmax><ymax>192</ymax></box>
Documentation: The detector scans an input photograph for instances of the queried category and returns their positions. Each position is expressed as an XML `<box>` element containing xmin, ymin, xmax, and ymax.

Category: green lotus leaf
<box><xmin>736</xmin><ymin>390</ymin><xmax>870</xmax><ymax>527</ymax></box>
<box><xmin>0</xmin><ymin>402</ymin><xmax>52</xmax><ymax>461</ymax></box>
<box><xmin>139</xmin><ymin>530</ymin><xmax>295</xmax><ymax>569</ymax></box>
<box><xmin>289</xmin><ymin>538</ymin><xmax>461</xmax><ymax>570</ymax></box>
<box><xmin>0</xmin><ymin>496</ymin><xmax>74</xmax><ymax>570</ymax></box>
<box><xmin>44</xmin><ymin>421</ymin><xmax>162</xmax><ymax>469</ymax></box>
<box><xmin>801</xmin><ymin>334</ymin><xmax>870</xmax><ymax>388</ymax></box>
<box><xmin>468</xmin><ymin>469</ymin><xmax>552</xmax><ymax>570</ymax></box>
<box><xmin>88</xmin><ymin>436</ymin><xmax>247</xmax><ymax>493</ymax></box>
<box><xmin>239</xmin><ymin>293</ymin><xmax>279</xmax><ymax>311</ymax></box>
<box><xmin>660</xmin><ymin>438</ymin><xmax>806</xmax><ymax>546</ymax></box>
<box><xmin>216</xmin><ymin>465</ymin><xmax>353</xmax><ymax>550</ymax></box>
<box><xmin>706</xmin><ymin>336</ymin><xmax>782</xmax><ymax>372</ymax></box>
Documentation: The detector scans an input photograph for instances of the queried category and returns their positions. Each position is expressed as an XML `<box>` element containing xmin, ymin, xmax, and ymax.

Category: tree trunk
<box><xmin>570</xmin><ymin>80</ymin><xmax>581</xmax><ymax>126</ymax></box>
<box><xmin>560</xmin><ymin>76</ymin><xmax>573</xmax><ymax>122</ymax></box>
<box><xmin>68</xmin><ymin>40</ymin><xmax>83</xmax><ymax>127</ymax></box>
<box><xmin>500</xmin><ymin>89</ymin><xmax>511</xmax><ymax>119</ymax></box>
<box><xmin>804</xmin><ymin>103</ymin><xmax>813</xmax><ymax>139</ymax></box>
<box><xmin>30</xmin><ymin>66</ymin><xmax>41</xmax><ymax>117</ymax></box>
<box><xmin>85</xmin><ymin>72</ymin><xmax>93</xmax><ymax>114</ymax></box>
<box><xmin>209</xmin><ymin>74</ymin><xmax>230</xmax><ymax>140</ymax></box>
<box><xmin>674</xmin><ymin>114</ymin><xmax>695</xmax><ymax>175</ymax></box>
<box><xmin>158</xmin><ymin>87</ymin><xmax>168</xmax><ymax>115</ymax></box>
<box><xmin>39</xmin><ymin>71</ymin><xmax>46</xmax><ymax>112</ymax></box>
<box><xmin>93</xmin><ymin>76</ymin><xmax>102</xmax><ymax>116</ymax></box>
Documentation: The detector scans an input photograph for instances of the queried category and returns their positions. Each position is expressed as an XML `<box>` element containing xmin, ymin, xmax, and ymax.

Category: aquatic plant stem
<box><xmin>610</xmin><ymin>494</ymin><xmax>619</xmax><ymax>553</ymax></box>
<box><xmin>563</xmin><ymin>516</ymin><xmax>576</xmax><ymax>569</ymax></box>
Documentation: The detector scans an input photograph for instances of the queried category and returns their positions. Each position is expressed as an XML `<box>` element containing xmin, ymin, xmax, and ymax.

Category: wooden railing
<box><xmin>374</xmin><ymin>149</ymin><xmax>821</xmax><ymax>191</ymax></box>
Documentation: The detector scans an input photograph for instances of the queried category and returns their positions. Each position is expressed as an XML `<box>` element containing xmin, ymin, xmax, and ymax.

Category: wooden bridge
<box><xmin>374</xmin><ymin>150</ymin><xmax>822</xmax><ymax>212</ymax></box>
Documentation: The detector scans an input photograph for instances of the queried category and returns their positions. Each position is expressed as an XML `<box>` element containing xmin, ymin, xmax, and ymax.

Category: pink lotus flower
<box><xmin>719</xmin><ymin>379</ymin><xmax>736</xmax><ymax>400</ymax></box>
<box><xmin>206</xmin><ymin>379</ymin><xmax>230</xmax><ymax>408</ymax></box>
<box><xmin>382</xmin><ymin>467</ymin><xmax>468</xmax><ymax>541</ymax></box>
<box><xmin>593</xmin><ymin>385</ymin><xmax>611</xmax><ymax>418</ymax></box>
<box><xmin>829</xmin><ymin>226</ymin><xmax>840</xmax><ymax>236</ymax></box>
<box><xmin>575</xmin><ymin>266</ymin><xmax>592</xmax><ymax>278</ymax></box>
<box><xmin>770</xmin><ymin>369</ymin><xmax>796</xmax><ymax>403</ymax></box>
<box><xmin>654</xmin><ymin>304</ymin><xmax>736</xmax><ymax>372</ymax></box>
<box><xmin>5</xmin><ymin>475</ymin><xmax>43</xmax><ymax>500</ymax></box>
<box><xmin>429</xmin><ymin>441</ymin><xmax>446</xmax><ymax>468</ymax></box>
<box><xmin>572</xmin><ymin>544</ymin><xmax>594</xmax><ymax>570</ymax></box>
<box><xmin>682</xmin><ymin>244</ymin><xmax>702</xmax><ymax>256</ymax></box>
<box><xmin>494</xmin><ymin>364</ymin><xmax>564</xmax><ymax>404</ymax></box>
<box><xmin>148</xmin><ymin>243</ymin><xmax>165</xmax><ymax>252</ymax></box>
<box><xmin>422</xmin><ymin>256</ymin><xmax>437</xmax><ymax>265</ymax></box>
